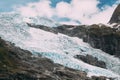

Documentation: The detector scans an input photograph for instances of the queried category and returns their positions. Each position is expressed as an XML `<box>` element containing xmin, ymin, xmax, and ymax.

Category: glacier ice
<box><xmin>0</xmin><ymin>12</ymin><xmax>120</xmax><ymax>79</ymax></box>
<box><xmin>23</xmin><ymin>16</ymin><xmax>60</xmax><ymax>27</ymax></box>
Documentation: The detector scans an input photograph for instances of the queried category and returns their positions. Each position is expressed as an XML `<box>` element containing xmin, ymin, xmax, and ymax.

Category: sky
<box><xmin>0</xmin><ymin>0</ymin><xmax>120</xmax><ymax>25</ymax></box>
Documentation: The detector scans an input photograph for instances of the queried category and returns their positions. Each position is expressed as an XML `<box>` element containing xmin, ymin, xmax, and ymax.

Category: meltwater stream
<box><xmin>0</xmin><ymin>12</ymin><xmax>120</xmax><ymax>79</ymax></box>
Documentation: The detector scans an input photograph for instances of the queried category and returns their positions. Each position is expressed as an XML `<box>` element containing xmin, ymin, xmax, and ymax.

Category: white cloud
<box><xmin>55</xmin><ymin>0</ymin><xmax>100</xmax><ymax>22</ymax></box>
<box><xmin>16</xmin><ymin>0</ymin><xmax>54</xmax><ymax>17</ymax></box>
<box><xmin>55</xmin><ymin>0</ymin><xmax>117</xmax><ymax>24</ymax></box>
<box><xmin>15</xmin><ymin>0</ymin><xmax>119</xmax><ymax>25</ymax></box>
<box><xmin>87</xmin><ymin>5</ymin><xmax>117</xmax><ymax>24</ymax></box>
<box><xmin>66</xmin><ymin>0</ymin><xmax>100</xmax><ymax>24</ymax></box>
<box><xmin>56</xmin><ymin>2</ymin><xmax>71</xmax><ymax>17</ymax></box>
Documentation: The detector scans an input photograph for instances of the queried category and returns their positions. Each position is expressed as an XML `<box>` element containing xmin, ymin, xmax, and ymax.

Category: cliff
<box><xmin>109</xmin><ymin>4</ymin><xmax>120</xmax><ymax>24</ymax></box>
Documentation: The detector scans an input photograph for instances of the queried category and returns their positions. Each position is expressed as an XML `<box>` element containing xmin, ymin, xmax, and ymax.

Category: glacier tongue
<box><xmin>0</xmin><ymin>12</ymin><xmax>120</xmax><ymax>79</ymax></box>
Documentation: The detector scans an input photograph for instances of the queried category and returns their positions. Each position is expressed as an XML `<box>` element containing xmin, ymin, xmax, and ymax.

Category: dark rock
<box><xmin>86</xmin><ymin>25</ymin><xmax>120</xmax><ymax>57</ymax></box>
<box><xmin>27</xmin><ymin>23</ymin><xmax>58</xmax><ymax>34</ymax></box>
<box><xmin>109</xmin><ymin>4</ymin><xmax>120</xmax><ymax>24</ymax></box>
<box><xmin>92</xmin><ymin>76</ymin><xmax>113</xmax><ymax>80</ymax></box>
<box><xmin>74</xmin><ymin>54</ymin><xmax>106</xmax><ymax>68</ymax></box>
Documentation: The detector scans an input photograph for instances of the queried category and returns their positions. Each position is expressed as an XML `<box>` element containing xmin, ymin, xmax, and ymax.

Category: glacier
<box><xmin>0</xmin><ymin>12</ymin><xmax>120</xmax><ymax>79</ymax></box>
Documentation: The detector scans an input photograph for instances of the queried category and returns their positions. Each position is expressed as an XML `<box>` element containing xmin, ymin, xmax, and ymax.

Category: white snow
<box><xmin>0</xmin><ymin>12</ymin><xmax>119</xmax><ymax>79</ymax></box>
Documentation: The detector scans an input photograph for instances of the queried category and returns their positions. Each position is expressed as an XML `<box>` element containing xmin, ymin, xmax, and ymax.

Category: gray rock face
<box><xmin>74</xmin><ymin>54</ymin><xmax>106</xmax><ymax>68</ymax></box>
<box><xmin>109</xmin><ymin>4</ymin><xmax>120</xmax><ymax>24</ymax></box>
<box><xmin>27</xmin><ymin>23</ymin><xmax>58</xmax><ymax>34</ymax></box>
<box><xmin>84</xmin><ymin>25</ymin><xmax>120</xmax><ymax>58</ymax></box>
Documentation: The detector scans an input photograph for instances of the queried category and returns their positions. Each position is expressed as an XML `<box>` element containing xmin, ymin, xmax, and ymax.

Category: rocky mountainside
<box><xmin>0</xmin><ymin>37</ymin><xmax>113</xmax><ymax>80</ymax></box>
<box><xmin>109</xmin><ymin>4</ymin><xmax>120</xmax><ymax>24</ymax></box>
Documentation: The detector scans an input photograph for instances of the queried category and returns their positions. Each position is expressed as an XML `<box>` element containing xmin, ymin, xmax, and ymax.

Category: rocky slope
<box><xmin>109</xmin><ymin>4</ymin><xmax>120</xmax><ymax>24</ymax></box>
<box><xmin>0</xmin><ymin>37</ymin><xmax>113</xmax><ymax>80</ymax></box>
<box><xmin>74</xmin><ymin>54</ymin><xmax>106</xmax><ymax>69</ymax></box>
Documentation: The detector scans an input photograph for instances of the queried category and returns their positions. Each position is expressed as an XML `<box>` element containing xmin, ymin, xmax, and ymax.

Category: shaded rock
<box><xmin>109</xmin><ymin>4</ymin><xmax>120</xmax><ymax>24</ymax></box>
<box><xmin>86</xmin><ymin>25</ymin><xmax>120</xmax><ymax>57</ymax></box>
<box><xmin>27</xmin><ymin>23</ymin><xmax>58</xmax><ymax>34</ymax></box>
<box><xmin>74</xmin><ymin>54</ymin><xmax>106</xmax><ymax>68</ymax></box>
<box><xmin>92</xmin><ymin>76</ymin><xmax>113</xmax><ymax>80</ymax></box>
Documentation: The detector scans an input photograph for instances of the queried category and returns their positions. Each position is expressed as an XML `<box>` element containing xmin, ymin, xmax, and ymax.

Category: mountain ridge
<box><xmin>109</xmin><ymin>4</ymin><xmax>120</xmax><ymax>24</ymax></box>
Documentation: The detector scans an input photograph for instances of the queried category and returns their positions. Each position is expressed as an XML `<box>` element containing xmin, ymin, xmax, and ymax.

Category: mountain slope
<box><xmin>109</xmin><ymin>4</ymin><xmax>120</xmax><ymax>24</ymax></box>
<box><xmin>0</xmin><ymin>37</ymin><xmax>97</xmax><ymax>80</ymax></box>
